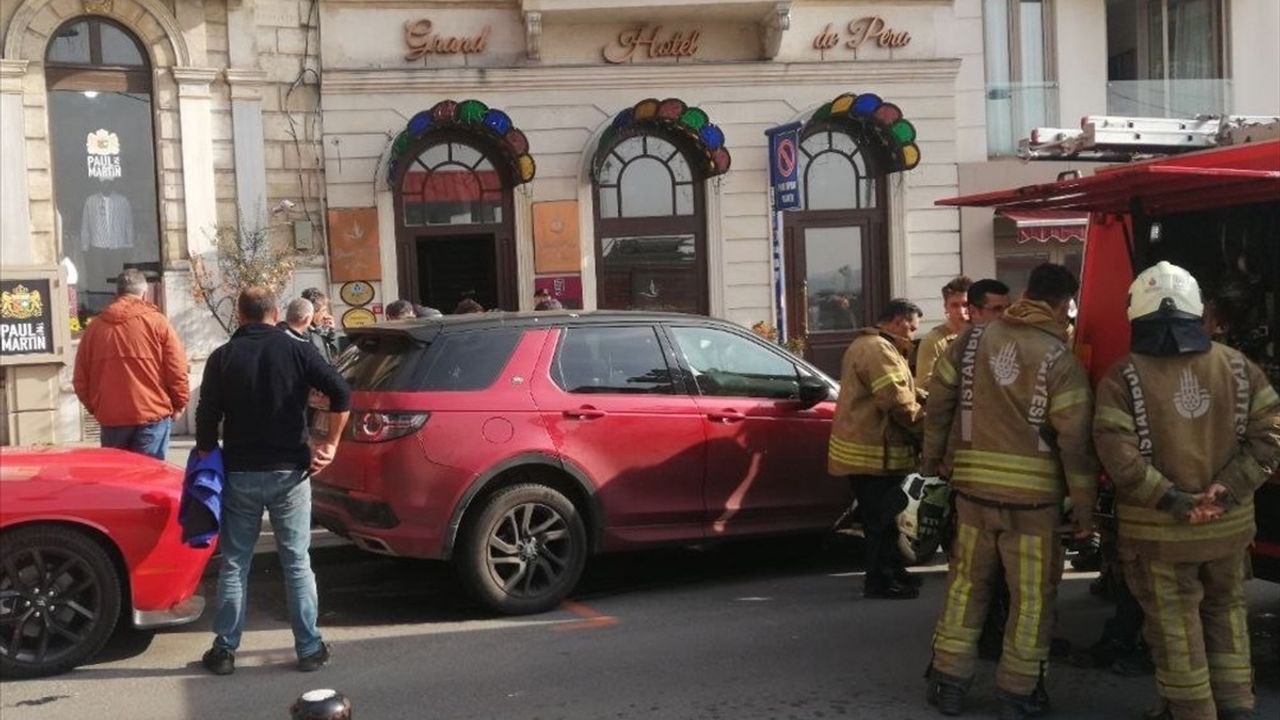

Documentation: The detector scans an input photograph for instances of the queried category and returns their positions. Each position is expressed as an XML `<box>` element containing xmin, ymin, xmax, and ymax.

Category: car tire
<box><xmin>0</xmin><ymin>526</ymin><xmax>122</xmax><ymax>679</ymax></box>
<box><xmin>457</xmin><ymin>483</ymin><xmax>587</xmax><ymax>615</ymax></box>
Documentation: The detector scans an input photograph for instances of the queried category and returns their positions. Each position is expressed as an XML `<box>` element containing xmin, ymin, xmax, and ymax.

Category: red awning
<box><xmin>937</xmin><ymin>140</ymin><xmax>1280</xmax><ymax>214</ymax></box>
<box><xmin>996</xmin><ymin>209</ymin><xmax>1088</xmax><ymax>244</ymax></box>
<box><xmin>402</xmin><ymin>169</ymin><xmax>501</xmax><ymax>202</ymax></box>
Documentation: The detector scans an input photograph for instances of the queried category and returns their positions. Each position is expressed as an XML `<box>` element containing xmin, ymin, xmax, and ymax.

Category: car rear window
<box><xmin>336</xmin><ymin>334</ymin><xmax>425</xmax><ymax>391</ymax></box>
<box><xmin>417</xmin><ymin>329</ymin><xmax>521</xmax><ymax>391</ymax></box>
<box><xmin>336</xmin><ymin>328</ymin><xmax>522</xmax><ymax>392</ymax></box>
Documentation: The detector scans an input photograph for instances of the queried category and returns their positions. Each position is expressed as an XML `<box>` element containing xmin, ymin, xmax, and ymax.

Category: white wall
<box><xmin>1230</xmin><ymin>0</ymin><xmax>1280</xmax><ymax>115</ymax></box>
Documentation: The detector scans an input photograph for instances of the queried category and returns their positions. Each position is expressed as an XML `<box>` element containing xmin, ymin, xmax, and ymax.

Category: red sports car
<box><xmin>0</xmin><ymin>447</ymin><xmax>214</xmax><ymax>678</ymax></box>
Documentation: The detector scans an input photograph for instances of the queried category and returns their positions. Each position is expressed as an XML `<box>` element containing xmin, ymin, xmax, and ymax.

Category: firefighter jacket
<box><xmin>1093</xmin><ymin>343</ymin><xmax>1280</xmax><ymax>563</ymax></box>
<box><xmin>914</xmin><ymin>322</ymin><xmax>959</xmax><ymax>391</ymax></box>
<box><xmin>921</xmin><ymin>300</ymin><xmax>1098</xmax><ymax>523</ymax></box>
<box><xmin>828</xmin><ymin>327</ymin><xmax>924</xmax><ymax>476</ymax></box>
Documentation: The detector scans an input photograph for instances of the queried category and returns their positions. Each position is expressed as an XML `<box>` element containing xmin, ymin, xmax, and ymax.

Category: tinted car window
<box><xmin>552</xmin><ymin>326</ymin><xmax>674</xmax><ymax>394</ymax></box>
<box><xmin>670</xmin><ymin>326</ymin><xmax>800</xmax><ymax>399</ymax></box>
<box><xmin>336</xmin><ymin>334</ymin><xmax>425</xmax><ymax>391</ymax></box>
<box><xmin>417</xmin><ymin>329</ymin><xmax>520</xmax><ymax>391</ymax></box>
<box><xmin>337</xmin><ymin>329</ymin><xmax>520</xmax><ymax>391</ymax></box>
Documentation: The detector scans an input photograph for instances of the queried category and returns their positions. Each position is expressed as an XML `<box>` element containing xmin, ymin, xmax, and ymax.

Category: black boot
<box><xmin>1217</xmin><ymin>708</ymin><xmax>1256</xmax><ymax>720</ymax></box>
<box><xmin>925</xmin><ymin>668</ymin><xmax>969</xmax><ymax>716</ymax></box>
<box><xmin>997</xmin><ymin>687</ymin><xmax>1050</xmax><ymax>720</ymax></box>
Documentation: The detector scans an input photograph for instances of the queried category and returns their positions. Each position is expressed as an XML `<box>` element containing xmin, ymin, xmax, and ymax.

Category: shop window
<box><xmin>594</xmin><ymin>132</ymin><xmax>707</xmax><ymax>315</ymax></box>
<box><xmin>799</xmin><ymin>129</ymin><xmax>877</xmax><ymax>210</ymax></box>
<box><xmin>45</xmin><ymin>17</ymin><xmax>161</xmax><ymax>332</ymax></box>
<box><xmin>984</xmin><ymin>0</ymin><xmax>1058</xmax><ymax>156</ymax></box>
<box><xmin>1106</xmin><ymin>0</ymin><xmax>1227</xmax><ymax>117</ymax></box>
<box><xmin>400</xmin><ymin>140</ymin><xmax>505</xmax><ymax>226</ymax></box>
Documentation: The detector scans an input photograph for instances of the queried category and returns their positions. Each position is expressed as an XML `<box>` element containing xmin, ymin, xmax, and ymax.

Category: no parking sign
<box><xmin>767</xmin><ymin>123</ymin><xmax>801</xmax><ymax>210</ymax></box>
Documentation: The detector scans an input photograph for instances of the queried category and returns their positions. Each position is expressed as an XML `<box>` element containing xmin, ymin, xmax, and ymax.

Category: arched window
<box><xmin>45</xmin><ymin>17</ymin><xmax>161</xmax><ymax>329</ymax></box>
<box><xmin>594</xmin><ymin>132</ymin><xmax>706</xmax><ymax>315</ymax></box>
<box><xmin>800</xmin><ymin>128</ymin><xmax>879</xmax><ymax>210</ymax></box>
<box><xmin>400</xmin><ymin>140</ymin><xmax>505</xmax><ymax>226</ymax></box>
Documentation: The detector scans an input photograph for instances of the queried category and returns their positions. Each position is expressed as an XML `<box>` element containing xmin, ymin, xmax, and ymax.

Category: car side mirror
<box><xmin>796</xmin><ymin>375</ymin><xmax>829</xmax><ymax>408</ymax></box>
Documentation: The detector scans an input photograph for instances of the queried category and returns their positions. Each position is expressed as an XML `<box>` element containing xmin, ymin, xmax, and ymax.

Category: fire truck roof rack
<box><xmin>1018</xmin><ymin>115</ymin><xmax>1280</xmax><ymax>162</ymax></box>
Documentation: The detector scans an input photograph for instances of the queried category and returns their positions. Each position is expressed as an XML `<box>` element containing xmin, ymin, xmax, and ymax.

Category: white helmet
<box><xmin>1127</xmin><ymin>261</ymin><xmax>1203</xmax><ymax>321</ymax></box>
<box><xmin>896</xmin><ymin>474</ymin><xmax>950</xmax><ymax>565</ymax></box>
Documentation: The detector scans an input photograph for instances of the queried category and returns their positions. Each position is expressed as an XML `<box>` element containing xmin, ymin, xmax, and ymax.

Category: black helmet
<box><xmin>290</xmin><ymin>689</ymin><xmax>352</xmax><ymax>720</ymax></box>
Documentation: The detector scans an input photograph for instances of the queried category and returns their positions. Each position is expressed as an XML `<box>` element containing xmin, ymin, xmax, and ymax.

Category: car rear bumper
<box><xmin>133</xmin><ymin>594</ymin><xmax>206</xmax><ymax>629</ymax></box>
<box><xmin>312</xmin><ymin>480</ymin><xmax>447</xmax><ymax>559</ymax></box>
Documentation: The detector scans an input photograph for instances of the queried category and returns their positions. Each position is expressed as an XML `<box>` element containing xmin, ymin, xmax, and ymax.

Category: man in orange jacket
<box><xmin>73</xmin><ymin>269</ymin><xmax>189</xmax><ymax>460</ymax></box>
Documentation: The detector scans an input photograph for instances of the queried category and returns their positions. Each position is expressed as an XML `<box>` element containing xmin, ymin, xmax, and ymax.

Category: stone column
<box><xmin>0</xmin><ymin>60</ymin><xmax>32</xmax><ymax>267</ymax></box>
<box><xmin>173</xmin><ymin>67</ymin><xmax>220</xmax><ymax>256</ymax></box>
<box><xmin>226</xmin><ymin>69</ymin><xmax>269</xmax><ymax>230</ymax></box>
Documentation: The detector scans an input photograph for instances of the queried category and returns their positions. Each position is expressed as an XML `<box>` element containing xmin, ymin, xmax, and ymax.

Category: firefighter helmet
<box><xmin>896</xmin><ymin>473</ymin><xmax>951</xmax><ymax>564</ymax></box>
<box><xmin>1127</xmin><ymin>261</ymin><xmax>1203</xmax><ymax>321</ymax></box>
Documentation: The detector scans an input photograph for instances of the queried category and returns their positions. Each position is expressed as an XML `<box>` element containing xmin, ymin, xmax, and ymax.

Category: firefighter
<box><xmin>922</xmin><ymin>263</ymin><xmax>1098</xmax><ymax>719</ymax></box>
<box><xmin>1093</xmin><ymin>261</ymin><xmax>1280</xmax><ymax>720</ymax></box>
<box><xmin>914</xmin><ymin>275</ymin><xmax>972</xmax><ymax>390</ymax></box>
<box><xmin>828</xmin><ymin>298</ymin><xmax>926</xmax><ymax>600</ymax></box>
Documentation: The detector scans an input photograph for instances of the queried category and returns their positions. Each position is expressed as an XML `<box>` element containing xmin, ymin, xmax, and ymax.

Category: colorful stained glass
<box><xmin>901</xmin><ymin>143</ymin><xmax>920</xmax><ymax>170</ymax></box>
<box><xmin>505</xmin><ymin>128</ymin><xmax>529</xmax><ymax>155</ymax></box>
<box><xmin>457</xmin><ymin>99</ymin><xmax>487</xmax><ymax>123</ymax></box>
<box><xmin>432</xmin><ymin>100</ymin><xmax>458</xmax><ymax>122</ymax></box>
<box><xmin>699</xmin><ymin>124</ymin><xmax>724</xmax><ymax>150</ymax></box>
<box><xmin>391</xmin><ymin>131</ymin><xmax>410</xmax><ymax>156</ymax></box>
<box><xmin>873</xmin><ymin>103</ymin><xmax>903</xmax><ymax>125</ymax></box>
<box><xmin>634</xmin><ymin>98</ymin><xmax>660</xmax><ymax>120</ymax></box>
<box><xmin>408</xmin><ymin>111</ymin><xmax>433</xmax><ymax>136</ymax></box>
<box><xmin>657</xmin><ymin>98</ymin><xmax>685</xmax><ymax>120</ymax></box>
<box><xmin>712</xmin><ymin>146</ymin><xmax>731</xmax><ymax>175</ymax></box>
<box><xmin>612</xmin><ymin>108</ymin><xmax>635</xmax><ymax>131</ymax></box>
<box><xmin>802</xmin><ymin>91</ymin><xmax>923</xmax><ymax>174</ymax></box>
<box><xmin>483</xmin><ymin>109</ymin><xmax>512</xmax><ymax>135</ymax></box>
<box><xmin>678</xmin><ymin>107</ymin><xmax>707</xmax><ymax>131</ymax></box>
<box><xmin>852</xmin><ymin>94</ymin><xmax>881</xmax><ymax>115</ymax></box>
<box><xmin>890</xmin><ymin>119</ymin><xmax>916</xmax><ymax>144</ymax></box>
<box><xmin>517</xmin><ymin>154</ymin><xmax>536</xmax><ymax>182</ymax></box>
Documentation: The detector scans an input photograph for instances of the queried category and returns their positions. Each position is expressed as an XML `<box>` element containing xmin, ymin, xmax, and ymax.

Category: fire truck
<box><xmin>939</xmin><ymin>115</ymin><xmax>1280</xmax><ymax>581</ymax></box>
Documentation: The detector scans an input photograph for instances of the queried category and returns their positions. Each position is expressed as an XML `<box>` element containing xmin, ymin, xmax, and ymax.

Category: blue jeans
<box><xmin>100</xmin><ymin>418</ymin><xmax>172</xmax><ymax>460</ymax></box>
<box><xmin>212</xmin><ymin>470</ymin><xmax>322</xmax><ymax>658</ymax></box>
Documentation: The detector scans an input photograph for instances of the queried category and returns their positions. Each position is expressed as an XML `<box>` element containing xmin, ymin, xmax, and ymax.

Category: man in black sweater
<box><xmin>197</xmin><ymin>286</ymin><xmax>351</xmax><ymax>676</ymax></box>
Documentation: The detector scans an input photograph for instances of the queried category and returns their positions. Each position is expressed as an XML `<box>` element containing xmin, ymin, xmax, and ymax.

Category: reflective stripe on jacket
<box><xmin>921</xmin><ymin>300</ymin><xmax>1098</xmax><ymax>520</ymax></box>
<box><xmin>828</xmin><ymin>327</ymin><xmax>923</xmax><ymax>476</ymax></box>
<box><xmin>1093</xmin><ymin>343</ymin><xmax>1280</xmax><ymax>562</ymax></box>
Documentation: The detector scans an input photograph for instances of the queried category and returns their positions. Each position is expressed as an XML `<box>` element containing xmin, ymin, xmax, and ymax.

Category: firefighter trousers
<box><xmin>1121</xmin><ymin>553</ymin><xmax>1253</xmax><ymax>720</ymax></box>
<box><xmin>931</xmin><ymin>495</ymin><xmax>1063</xmax><ymax>697</ymax></box>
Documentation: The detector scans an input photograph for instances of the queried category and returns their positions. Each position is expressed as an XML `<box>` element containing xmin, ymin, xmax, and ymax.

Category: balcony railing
<box><xmin>986</xmin><ymin>82</ymin><xmax>1060</xmax><ymax>157</ymax></box>
<box><xmin>1106</xmin><ymin>79</ymin><xmax>1231</xmax><ymax>119</ymax></box>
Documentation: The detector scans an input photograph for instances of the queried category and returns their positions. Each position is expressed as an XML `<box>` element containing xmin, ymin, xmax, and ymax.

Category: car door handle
<box><xmin>707</xmin><ymin>409</ymin><xmax>745</xmax><ymax>423</ymax></box>
<box><xmin>564</xmin><ymin>406</ymin><xmax>606</xmax><ymax>420</ymax></box>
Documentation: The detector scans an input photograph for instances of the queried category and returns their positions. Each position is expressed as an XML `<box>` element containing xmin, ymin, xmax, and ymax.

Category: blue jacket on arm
<box><xmin>180</xmin><ymin>446</ymin><xmax>224</xmax><ymax>548</ymax></box>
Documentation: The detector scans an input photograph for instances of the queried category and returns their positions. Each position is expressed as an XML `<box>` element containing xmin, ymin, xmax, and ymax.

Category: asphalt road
<box><xmin>2</xmin><ymin>536</ymin><xmax>1277</xmax><ymax>720</ymax></box>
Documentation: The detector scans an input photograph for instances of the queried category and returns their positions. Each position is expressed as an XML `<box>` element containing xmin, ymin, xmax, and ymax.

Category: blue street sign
<box><xmin>766</xmin><ymin>122</ymin><xmax>802</xmax><ymax>211</ymax></box>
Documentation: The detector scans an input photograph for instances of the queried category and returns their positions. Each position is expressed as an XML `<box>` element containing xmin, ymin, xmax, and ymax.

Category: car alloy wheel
<box><xmin>0</xmin><ymin>526</ymin><xmax>121</xmax><ymax>678</ymax></box>
<box><xmin>458</xmin><ymin>483</ymin><xmax>587</xmax><ymax>615</ymax></box>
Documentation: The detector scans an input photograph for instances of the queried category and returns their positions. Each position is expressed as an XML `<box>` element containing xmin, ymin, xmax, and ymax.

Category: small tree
<box><xmin>191</xmin><ymin>224</ymin><xmax>297</xmax><ymax>336</ymax></box>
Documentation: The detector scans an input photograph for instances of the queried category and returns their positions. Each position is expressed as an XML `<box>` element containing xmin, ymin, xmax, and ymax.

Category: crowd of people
<box><xmin>69</xmin><ymin>262</ymin><xmax>1277</xmax><ymax>718</ymax></box>
<box><xmin>828</xmin><ymin>263</ymin><xmax>1278</xmax><ymax>720</ymax></box>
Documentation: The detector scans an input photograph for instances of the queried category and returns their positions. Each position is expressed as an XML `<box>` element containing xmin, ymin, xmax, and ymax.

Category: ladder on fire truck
<box><xmin>1018</xmin><ymin>115</ymin><xmax>1280</xmax><ymax>162</ymax></box>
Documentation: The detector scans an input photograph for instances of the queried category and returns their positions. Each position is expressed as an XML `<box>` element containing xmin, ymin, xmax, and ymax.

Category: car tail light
<box><xmin>347</xmin><ymin>411</ymin><xmax>429</xmax><ymax>443</ymax></box>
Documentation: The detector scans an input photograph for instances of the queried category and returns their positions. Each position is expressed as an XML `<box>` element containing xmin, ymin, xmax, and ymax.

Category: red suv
<box><xmin>312</xmin><ymin>311</ymin><xmax>851</xmax><ymax>614</ymax></box>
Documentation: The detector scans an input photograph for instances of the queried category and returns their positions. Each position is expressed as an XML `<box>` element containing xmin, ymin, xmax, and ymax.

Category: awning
<box><xmin>996</xmin><ymin>209</ymin><xmax>1088</xmax><ymax>244</ymax></box>
<box><xmin>937</xmin><ymin>140</ymin><xmax>1280</xmax><ymax>214</ymax></box>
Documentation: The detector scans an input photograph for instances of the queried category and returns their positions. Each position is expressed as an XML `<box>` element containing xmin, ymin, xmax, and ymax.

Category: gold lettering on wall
<box><xmin>403</xmin><ymin>19</ymin><xmax>490</xmax><ymax>61</ymax></box>
<box><xmin>603</xmin><ymin>26</ymin><xmax>701</xmax><ymax>64</ymax></box>
<box><xmin>811</xmin><ymin>16</ymin><xmax>911</xmax><ymax>54</ymax></box>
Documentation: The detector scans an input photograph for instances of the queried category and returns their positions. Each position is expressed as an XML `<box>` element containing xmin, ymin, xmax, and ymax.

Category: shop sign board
<box><xmin>812</xmin><ymin>16</ymin><xmax>911</xmax><ymax>54</ymax></box>
<box><xmin>404</xmin><ymin>18</ymin><xmax>491</xmax><ymax>61</ymax></box>
<box><xmin>534</xmin><ymin>275</ymin><xmax>583</xmax><ymax>310</ymax></box>
<box><xmin>327</xmin><ymin>208</ymin><xmax>382</xmax><ymax>282</ymax></box>
<box><xmin>603</xmin><ymin>26</ymin><xmax>701</xmax><ymax>64</ymax></box>
<box><xmin>0</xmin><ymin>268</ymin><xmax>69</xmax><ymax>366</ymax></box>
<box><xmin>532</xmin><ymin>201</ymin><xmax>581</xmax><ymax>274</ymax></box>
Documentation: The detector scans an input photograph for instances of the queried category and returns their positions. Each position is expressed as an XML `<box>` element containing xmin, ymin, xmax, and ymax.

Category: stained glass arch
<box><xmin>387</xmin><ymin>99</ymin><xmax>535</xmax><ymax>188</ymax></box>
